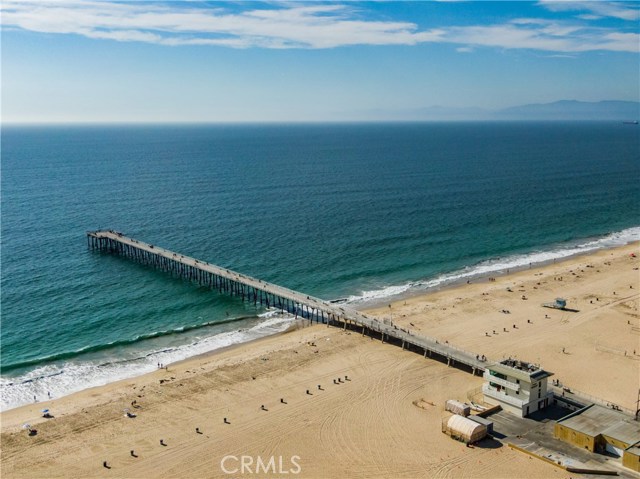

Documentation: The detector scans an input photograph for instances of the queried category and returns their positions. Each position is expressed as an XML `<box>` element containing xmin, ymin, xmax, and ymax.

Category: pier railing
<box><xmin>87</xmin><ymin>230</ymin><xmax>489</xmax><ymax>375</ymax></box>
<box><xmin>550</xmin><ymin>385</ymin><xmax>635</xmax><ymax>416</ymax></box>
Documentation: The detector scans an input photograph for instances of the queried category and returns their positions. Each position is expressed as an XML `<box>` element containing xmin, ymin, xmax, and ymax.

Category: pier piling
<box><xmin>87</xmin><ymin>230</ymin><xmax>489</xmax><ymax>375</ymax></box>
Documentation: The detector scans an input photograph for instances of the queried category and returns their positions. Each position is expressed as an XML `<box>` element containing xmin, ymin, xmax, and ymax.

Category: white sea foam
<box><xmin>346</xmin><ymin>226</ymin><xmax>640</xmax><ymax>305</ymax></box>
<box><xmin>0</xmin><ymin>312</ymin><xmax>296</xmax><ymax>412</ymax></box>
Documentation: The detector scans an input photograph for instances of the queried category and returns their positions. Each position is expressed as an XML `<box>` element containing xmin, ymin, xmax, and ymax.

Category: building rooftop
<box><xmin>488</xmin><ymin>359</ymin><xmax>553</xmax><ymax>382</ymax></box>
<box><xmin>602</xmin><ymin>421</ymin><xmax>640</xmax><ymax>446</ymax></box>
<box><xmin>558</xmin><ymin>404</ymin><xmax>640</xmax><ymax>445</ymax></box>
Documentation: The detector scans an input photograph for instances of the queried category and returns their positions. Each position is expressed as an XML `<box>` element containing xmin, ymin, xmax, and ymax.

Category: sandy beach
<box><xmin>367</xmin><ymin>242</ymin><xmax>640</xmax><ymax>410</ymax></box>
<box><xmin>1</xmin><ymin>243</ymin><xmax>638</xmax><ymax>479</ymax></box>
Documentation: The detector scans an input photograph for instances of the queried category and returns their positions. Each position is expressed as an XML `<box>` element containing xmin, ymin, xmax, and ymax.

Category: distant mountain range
<box><xmin>362</xmin><ymin>100</ymin><xmax>639</xmax><ymax>121</ymax></box>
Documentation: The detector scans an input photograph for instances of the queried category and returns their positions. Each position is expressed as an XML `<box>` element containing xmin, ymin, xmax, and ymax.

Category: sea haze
<box><xmin>1</xmin><ymin>122</ymin><xmax>638</xmax><ymax>410</ymax></box>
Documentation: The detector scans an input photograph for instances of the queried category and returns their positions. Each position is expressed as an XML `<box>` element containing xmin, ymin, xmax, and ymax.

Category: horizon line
<box><xmin>3</xmin><ymin>118</ymin><xmax>638</xmax><ymax>127</ymax></box>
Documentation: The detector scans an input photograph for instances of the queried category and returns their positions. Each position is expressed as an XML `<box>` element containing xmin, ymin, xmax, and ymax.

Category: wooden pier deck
<box><xmin>87</xmin><ymin>230</ymin><xmax>488</xmax><ymax>375</ymax></box>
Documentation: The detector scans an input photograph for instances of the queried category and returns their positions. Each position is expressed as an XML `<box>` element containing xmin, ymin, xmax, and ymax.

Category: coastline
<box><xmin>352</xmin><ymin>228</ymin><xmax>640</xmax><ymax>309</ymax></box>
<box><xmin>375</xmin><ymin>244</ymin><xmax>636</xmax><ymax>311</ymax></box>
<box><xmin>169</xmin><ymin>318</ymin><xmax>310</xmax><ymax>368</ymax></box>
<box><xmin>2</xmin><ymin>238</ymin><xmax>638</xmax><ymax>414</ymax></box>
<box><xmin>2</xmin><ymin>228</ymin><xmax>637</xmax><ymax>413</ymax></box>
<box><xmin>169</xmin><ymin>238</ymin><xmax>635</xmax><ymax>411</ymax></box>
<box><xmin>366</xmin><ymin>241</ymin><xmax>639</xmax><ymax>407</ymax></box>
<box><xmin>1</xmin><ymin>241</ymin><xmax>637</xmax><ymax>478</ymax></box>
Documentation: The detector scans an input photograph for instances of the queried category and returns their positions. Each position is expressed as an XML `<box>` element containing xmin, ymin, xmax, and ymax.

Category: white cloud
<box><xmin>445</xmin><ymin>22</ymin><xmax>639</xmax><ymax>53</ymax></box>
<box><xmin>0</xmin><ymin>0</ymin><xmax>637</xmax><ymax>53</ymax></box>
<box><xmin>539</xmin><ymin>1</ymin><xmax>640</xmax><ymax>21</ymax></box>
<box><xmin>577</xmin><ymin>14</ymin><xmax>602</xmax><ymax>21</ymax></box>
<box><xmin>0</xmin><ymin>1</ymin><xmax>441</xmax><ymax>48</ymax></box>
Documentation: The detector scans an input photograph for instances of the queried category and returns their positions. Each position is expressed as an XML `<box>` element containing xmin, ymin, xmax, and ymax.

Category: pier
<box><xmin>87</xmin><ymin>230</ymin><xmax>488</xmax><ymax>375</ymax></box>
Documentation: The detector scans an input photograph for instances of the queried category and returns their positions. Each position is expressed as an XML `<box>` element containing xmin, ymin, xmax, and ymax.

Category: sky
<box><xmin>1</xmin><ymin>0</ymin><xmax>639</xmax><ymax>123</ymax></box>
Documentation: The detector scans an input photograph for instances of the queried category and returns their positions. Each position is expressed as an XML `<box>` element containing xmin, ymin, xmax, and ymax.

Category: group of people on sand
<box><xmin>99</xmin><ymin>372</ymin><xmax>354</xmax><ymax>470</ymax></box>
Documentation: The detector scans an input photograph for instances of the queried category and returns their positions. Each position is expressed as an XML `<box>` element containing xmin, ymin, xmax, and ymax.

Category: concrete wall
<box><xmin>539</xmin><ymin>378</ymin><xmax>549</xmax><ymax>397</ymax></box>
<box><xmin>552</xmin><ymin>396</ymin><xmax>585</xmax><ymax>412</ymax></box>
<box><xmin>599</xmin><ymin>435</ymin><xmax>630</xmax><ymax>455</ymax></box>
<box><xmin>484</xmin><ymin>394</ymin><xmax>522</xmax><ymax>417</ymax></box>
<box><xmin>554</xmin><ymin>423</ymin><xmax>596</xmax><ymax>452</ymax></box>
<box><xmin>513</xmin><ymin>375</ymin><xmax>531</xmax><ymax>403</ymax></box>
<box><xmin>622</xmin><ymin>450</ymin><xmax>640</xmax><ymax>473</ymax></box>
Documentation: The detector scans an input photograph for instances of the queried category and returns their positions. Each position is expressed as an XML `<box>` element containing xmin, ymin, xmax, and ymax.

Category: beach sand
<box><xmin>367</xmin><ymin>242</ymin><xmax>640</xmax><ymax>410</ymax></box>
<box><xmin>1</xmin><ymin>243</ymin><xmax>638</xmax><ymax>478</ymax></box>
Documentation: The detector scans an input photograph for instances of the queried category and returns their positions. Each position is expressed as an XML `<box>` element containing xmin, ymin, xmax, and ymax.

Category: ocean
<box><xmin>1</xmin><ymin>122</ymin><xmax>638</xmax><ymax>411</ymax></box>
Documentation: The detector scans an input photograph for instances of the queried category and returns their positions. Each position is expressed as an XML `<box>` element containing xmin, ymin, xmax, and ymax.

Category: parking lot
<box><xmin>485</xmin><ymin>406</ymin><xmax>637</xmax><ymax>478</ymax></box>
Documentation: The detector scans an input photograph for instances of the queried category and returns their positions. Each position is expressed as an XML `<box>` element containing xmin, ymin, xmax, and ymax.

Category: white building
<box><xmin>482</xmin><ymin>359</ymin><xmax>553</xmax><ymax>417</ymax></box>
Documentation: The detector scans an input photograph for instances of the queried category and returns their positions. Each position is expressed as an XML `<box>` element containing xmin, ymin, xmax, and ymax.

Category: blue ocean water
<box><xmin>1</xmin><ymin>122</ymin><xmax>639</xmax><ymax>410</ymax></box>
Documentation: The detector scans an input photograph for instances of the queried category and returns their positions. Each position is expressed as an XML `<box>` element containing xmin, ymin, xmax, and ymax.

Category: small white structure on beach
<box><xmin>445</xmin><ymin>399</ymin><xmax>470</xmax><ymax>417</ymax></box>
<box><xmin>442</xmin><ymin>414</ymin><xmax>487</xmax><ymax>444</ymax></box>
<box><xmin>543</xmin><ymin>297</ymin><xmax>567</xmax><ymax>310</ymax></box>
<box><xmin>482</xmin><ymin>359</ymin><xmax>553</xmax><ymax>417</ymax></box>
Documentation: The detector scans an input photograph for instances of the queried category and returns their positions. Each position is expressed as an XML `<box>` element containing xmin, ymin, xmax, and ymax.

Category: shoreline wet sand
<box><xmin>1</xmin><ymin>242</ymin><xmax>637</xmax><ymax>478</ymax></box>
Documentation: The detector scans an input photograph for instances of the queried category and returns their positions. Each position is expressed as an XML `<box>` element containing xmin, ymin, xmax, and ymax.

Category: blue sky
<box><xmin>1</xmin><ymin>1</ymin><xmax>639</xmax><ymax>123</ymax></box>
